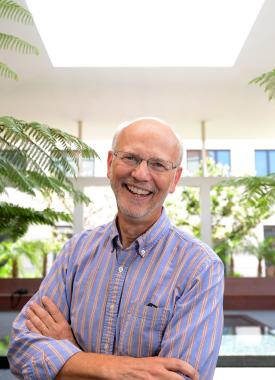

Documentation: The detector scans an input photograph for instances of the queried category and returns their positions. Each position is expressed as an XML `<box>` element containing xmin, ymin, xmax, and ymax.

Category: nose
<box><xmin>131</xmin><ymin>159</ymin><xmax>151</xmax><ymax>181</ymax></box>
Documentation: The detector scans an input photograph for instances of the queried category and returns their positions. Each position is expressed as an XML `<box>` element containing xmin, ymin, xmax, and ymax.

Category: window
<box><xmin>64</xmin><ymin>152</ymin><xmax>95</xmax><ymax>177</ymax></box>
<box><xmin>79</xmin><ymin>157</ymin><xmax>95</xmax><ymax>177</ymax></box>
<box><xmin>264</xmin><ymin>225</ymin><xmax>275</xmax><ymax>239</ymax></box>
<box><xmin>186</xmin><ymin>149</ymin><xmax>230</xmax><ymax>174</ymax></box>
<box><xmin>255</xmin><ymin>150</ymin><xmax>275</xmax><ymax>176</ymax></box>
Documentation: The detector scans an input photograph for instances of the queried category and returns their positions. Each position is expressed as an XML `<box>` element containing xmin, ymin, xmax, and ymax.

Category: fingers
<box><xmin>26</xmin><ymin>306</ymin><xmax>49</xmax><ymax>336</ymax></box>
<box><xmin>25</xmin><ymin>319</ymin><xmax>40</xmax><ymax>334</ymax></box>
<box><xmin>42</xmin><ymin>296</ymin><xmax>65</xmax><ymax>323</ymax></box>
<box><xmin>172</xmin><ymin>359</ymin><xmax>199</xmax><ymax>380</ymax></box>
<box><xmin>29</xmin><ymin>301</ymin><xmax>54</xmax><ymax>329</ymax></box>
<box><xmin>25</xmin><ymin>298</ymin><xmax>77</xmax><ymax>344</ymax></box>
<box><xmin>157</xmin><ymin>358</ymin><xmax>199</xmax><ymax>380</ymax></box>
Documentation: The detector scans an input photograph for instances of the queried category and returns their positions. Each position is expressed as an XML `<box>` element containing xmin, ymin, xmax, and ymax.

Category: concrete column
<box><xmin>199</xmin><ymin>182</ymin><xmax>212</xmax><ymax>247</ymax></box>
<box><xmin>73</xmin><ymin>201</ymin><xmax>84</xmax><ymax>233</ymax></box>
<box><xmin>201</xmin><ymin>120</ymin><xmax>208</xmax><ymax>177</ymax></box>
<box><xmin>73</xmin><ymin>181</ymin><xmax>85</xmax><ymax>233</ymax></box>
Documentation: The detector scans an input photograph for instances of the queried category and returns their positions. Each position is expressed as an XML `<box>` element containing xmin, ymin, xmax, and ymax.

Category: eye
<box><xmin>149</xmin><ymin>160</ymin><xmax>167</xmax><ymax>171</ymax></box>
<box><xmin>122</xmin><ymin>154</ymin><xmax>139</xmax><ymax>165</ymax></box>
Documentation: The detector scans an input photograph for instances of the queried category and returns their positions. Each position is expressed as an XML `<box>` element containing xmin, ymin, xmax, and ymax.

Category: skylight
<box><xmin>26</xmin><ymin>0</ymin><xmax>265</xmax><ymax>67</ymax></box>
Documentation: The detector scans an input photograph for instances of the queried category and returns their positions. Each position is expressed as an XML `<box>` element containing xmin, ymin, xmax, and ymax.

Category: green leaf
<box><xmin>0</xmin><ymin>202</ymin><xmax>72</xmax><ymax>241</ymax></box>
<box><xmin>0</xmin><ymin>33</ymin><xmax>39</xmax><ymax>54</ymax></box>
<box><xmin>0</xmin><ymin>0</ymin><xmax>34</xmax><ymax>24</ymax></box>
<box><xmin>250</xmin><ymin>69</ymin><xmax>275</xmax><ymax>101</ymax></box>
<box><xmin>0</xmin><ymin>116</ymin><xmax>99</xmax><ymax>240</ymax></box>
<box><xmin>0</xmin><ymin>61</ymin><xmax>17</xmax><ymax>80</ymax></box>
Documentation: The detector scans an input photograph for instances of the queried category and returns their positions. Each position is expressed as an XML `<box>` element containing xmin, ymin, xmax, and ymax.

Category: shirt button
<box><xmin>110</xmin><ymin>304</ymin><xmax>115</xmax><ymax>310</ymax></box>
<box><xmin>104</xmin><ymin>344</ymin><xmax>109</xmax><ymax>350</ymax></box>
<box><xmin>140</xmin><ymin>249</ymin><xmax>146</xmax><ymax>257</ymax></box>
<box><xmin>118</xmin><ymin>266</ymin><xmax>124</xmax><ymax>273</ymax></box>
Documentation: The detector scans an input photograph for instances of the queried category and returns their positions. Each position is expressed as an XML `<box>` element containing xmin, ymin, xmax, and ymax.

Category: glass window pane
<box><xmin>216</xmin><ymin>150</ymin><xmax>230</xmax><ymax>166</ymax></box>
<box><xmin>80</xmin><ymin>158</ymin><xmax>95</xmax><ymax>176</ymax></box>
<box><xmin>187</xmin><ymin>150</ymin><xmax>201</xmax><ymax>174</ymax></box>
<box><xmin>207</xmin><ymin>150</ymin><xmax>215</xmax><ymax>160</ymax></box>
<box><xmin>255</xmin><ymin>150</ymin><xmax>267</xmax><ymax>176</ymax></box>
<box><xmin>269</xmin><ymin>151</ymin><xmax>275</xmax><ymax>174</ymax></box>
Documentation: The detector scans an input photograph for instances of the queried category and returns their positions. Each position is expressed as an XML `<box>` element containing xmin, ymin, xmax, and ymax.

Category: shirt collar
<box><xmin>110</xmin><ymin>208</ymin><xmax>171</xmax><ymax>257</ymax></box>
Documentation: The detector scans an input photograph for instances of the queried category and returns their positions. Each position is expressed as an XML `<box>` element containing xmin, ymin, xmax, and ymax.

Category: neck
<box><xmin>117</xmin><ymin>212</ymin><xmax>161</xmax><ymax>249</ymax></box>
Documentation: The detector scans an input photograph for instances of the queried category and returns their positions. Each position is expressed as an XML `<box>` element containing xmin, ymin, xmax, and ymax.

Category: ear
<box><xmin>169</xmin><ymin>166</ymin><xmax>182</xmax><ymax>194</ymax></box>
<box><xmin>107</xmin><ymin>151</ymin><xmax>114</xmax><ymax>179</ymax></box>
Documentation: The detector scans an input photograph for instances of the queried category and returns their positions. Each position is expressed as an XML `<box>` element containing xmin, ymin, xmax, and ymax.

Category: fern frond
<box><xmin>0</xmin><ymin>159</ymin><xmax>35</xmax><ymax>195</ymax></box>
<box><xmin>0</xmin><ymin>32</ymin><xmax>39</xmax><ymax>54</ymax></box>
<box><xmin>0</xmin><ymin>116</ymin><xmax>98</xmax><ymax>240</ymax></box>
<box><xmin>224</xmin><ymin>174</ymin><xmax>275</xmax><ymax>204</ymax></box>
<box><xmin>0</xmin><ymin>202</ymin><xmax>72</xmax><ymax>241</ymax></box>
<box><xmin>0</xmin><ymin>116</ymin><xmax>98</xmax><ymax>205</ymax></box>
<box><xmin>0</xmin><ymin>61</ymin><xmax>17</xmax><ymax>80</ymax></box>
<box><xmin>0</xmin><ymin>117</ymin><xmax>74</xmax><ymax>181</ymax></box>
<box><xmin>250</xmin><ymin>69</ymin><xmax>275</xmax><ymax>101</ymax></box>
<box><xmin>0</xmin><ymin>0</ymin><xmax>34</xmax><ymax>24</ymax></box>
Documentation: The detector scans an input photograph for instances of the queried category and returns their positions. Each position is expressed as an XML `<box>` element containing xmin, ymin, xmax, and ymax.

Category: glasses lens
<box><xmin>120</xmin><ymin>152</ymin><xmax>139</xmax><ymax>166</ymax></box>
<box><xmin>148</xmin><ymin>159</ymin><xmax>170</xmax><ymax>172</ymax></box>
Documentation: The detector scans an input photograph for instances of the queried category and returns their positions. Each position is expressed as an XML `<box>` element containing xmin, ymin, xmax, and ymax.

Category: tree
<box><xmin>0</xmin><ymin>240</ymin><xmax>39</xmax><ymax>277</ymax></box>
<box><xmin>165</xmin><ymin>159</ymin><xmax>274</xmax><ymax>275</ymax></box>
<box><xmin>230</xmin><ymin>70</ymin><xmax>275</xmax><ymax>205</ymax></box>
<box><xmin>0</xmin><ymin>116</ymin><xmax>98</xmax><ymax>241</ymax></box>
<box><xmin>0</xmin><ymin>0</ymin><xmax>39</xmax><ymax>80</ymax></box>
<box><xmin>0</xmin><ymin>2</ymin><xmax>99</xmax><ymax>242</ymax></box>
<box><xmin>250</xmin><ymin>68</ymin><xmax>275</xmax><ymax>101</ymax></box>
<box><xmin>0</xmin><ymin>238</ymin><xmax>63</xmax><ymax>277</ymax></box>
<box><xmin>227</xmin><ymin>174</ymin><xmax>275</xmax><ymax>208</ymax></box>
<box><xmin>245</xmin><ymin>237</ymin><xmax>275</xmax><ymax>277</ymax></box>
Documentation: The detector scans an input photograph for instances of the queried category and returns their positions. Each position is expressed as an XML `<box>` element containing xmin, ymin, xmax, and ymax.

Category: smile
<box><xmin>125</xmin><ymin>184</ymin><xmax>152</xmax><ymax>196</ymax></box>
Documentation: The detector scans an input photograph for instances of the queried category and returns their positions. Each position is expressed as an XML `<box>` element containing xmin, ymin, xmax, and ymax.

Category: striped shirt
<box><xmin>8</xmin><ymin>209</ymin><xmax>224</xmax><ymax>380</ymax></box>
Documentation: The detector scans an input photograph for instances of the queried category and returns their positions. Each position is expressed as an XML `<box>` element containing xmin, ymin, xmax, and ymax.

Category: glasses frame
<box><xmin>113</xmin><ymin>150</ymin><xmax>178</xmax><ymax>172</ymax></box>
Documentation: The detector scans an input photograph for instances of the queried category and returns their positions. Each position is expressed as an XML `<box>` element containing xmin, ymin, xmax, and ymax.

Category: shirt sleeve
<box><xmin>158</xmin><ymin>256</ymin><xmax>224</xmax><ymax>380</ymax></box>
<box><xmin>7</xmin><ymin>238</ymin><xmax>82</xmax><ymax>380</ymax></box>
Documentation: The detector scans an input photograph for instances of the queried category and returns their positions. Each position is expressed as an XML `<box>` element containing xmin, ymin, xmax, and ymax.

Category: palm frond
<box><xmin>0</xmin><ymin>160</ymin><xmax>35</xmax><ymax>195</ymax></box>
<box><xmin>0</xmin><ymin>116</ymin><xmax>98</xmax><ymax>205</ymax></box>
<box><xmin>0</xmin><ymin>61</ymin><xmax>17</xmax><ymax>80</ymax></box>
<box><xmin>0</xmin><ymin>202</ymin><xmax>72</xmax><ymax>241</ymax></box>
<box><xmin>223</xmin><ymin>174</ymin><xmax>275</xmax><ymax>204</ymax></box>
<box><xmin>0</xmin><ymin>33</ymin><xmax>38</xmax><ymax>54</ymax></box>
<box><xmin>0</xmin><ymin>0</ymin><xmax>34</xmax><ymax>24</ymax></box>
<box><xmin>250</xmin><ymin>69</ymin><xmax>275</xmax><ymax>101</ymax></box>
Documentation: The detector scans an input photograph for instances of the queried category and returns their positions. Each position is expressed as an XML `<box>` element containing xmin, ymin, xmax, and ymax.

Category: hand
<box><xmin>106</xmin><ymin>356</ymin><xmax>199</xmax><ymax>380</ymax></box>
<box><xmin>26</xmin><ymin>296</ymin><xmax>79</xmax><ymax>347</ymax></box>
<box><xmin>55</xmin><ymin>353</ymin><xmax>199</xmax><ymax>380</ymax></box>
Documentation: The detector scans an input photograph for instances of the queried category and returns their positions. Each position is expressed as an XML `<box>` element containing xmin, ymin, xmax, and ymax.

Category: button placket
<box><xmin>101</xmin><ymin>255</ymin><xmax>130</xmax><ymax>354</ymax></box>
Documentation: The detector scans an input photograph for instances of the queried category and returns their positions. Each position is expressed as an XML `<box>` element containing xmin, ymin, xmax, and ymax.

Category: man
<box><xmin>8</xmin><ymin>118</ymin><xmax>224</xmax><ymax>379</ymax></box>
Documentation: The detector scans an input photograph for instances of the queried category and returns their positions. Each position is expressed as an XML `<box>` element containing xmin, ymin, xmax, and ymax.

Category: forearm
<box><xmin>55</xmin><ymin>352</ymin><xmax>110</xmax><ymax>380</ymax></box>
<box><xmin>8</xmin><ymin>302</ymin><xmax>81</xmax><ymax>379</ymax></box>
<box><xmin>55</xmin><ymin>352</ymin><xmax>198</xmax><ymax>380</ymax></box>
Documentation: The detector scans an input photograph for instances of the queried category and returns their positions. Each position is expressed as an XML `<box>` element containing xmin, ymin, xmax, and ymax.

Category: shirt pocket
<box><xmin>117</xmin><ymin>302</ymin><xmax>171</xmax><ymax>357</ymax></box>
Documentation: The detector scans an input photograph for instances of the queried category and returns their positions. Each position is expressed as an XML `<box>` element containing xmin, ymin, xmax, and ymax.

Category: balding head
<box><xmin>107</xmin><ymin>117</ymin><xmax>183</xmax><ymax>230</ymax></box>
<box><xmin>112</xmin><ymin>117</ymin><xmax>183</xmax><ymax>165</ymax></box>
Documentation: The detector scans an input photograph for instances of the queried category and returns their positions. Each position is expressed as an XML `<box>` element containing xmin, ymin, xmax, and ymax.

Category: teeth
<box><xmin>127</xmin><ymin>185</ymin><xmax>151</xmax><ymax>195</ymax></box>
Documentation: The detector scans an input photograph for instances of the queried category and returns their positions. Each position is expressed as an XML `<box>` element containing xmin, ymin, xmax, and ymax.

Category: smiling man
<box><xmin>8</xmin><ymin>118</ymin><xmax>224</xmax><ymax>380</ymax></box>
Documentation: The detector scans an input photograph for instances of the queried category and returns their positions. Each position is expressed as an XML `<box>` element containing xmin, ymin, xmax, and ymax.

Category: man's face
<box><xmin>107</xmin><ymin>120</ymin><xmax>182</xmax><ymax>226</ymax></box>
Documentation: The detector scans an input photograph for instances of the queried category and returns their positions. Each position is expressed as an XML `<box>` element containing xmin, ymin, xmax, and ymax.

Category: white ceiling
<box><xmin>1</xmin><ymin>0</ymin><xmax>275</xmax><ymax>140</ymax></box>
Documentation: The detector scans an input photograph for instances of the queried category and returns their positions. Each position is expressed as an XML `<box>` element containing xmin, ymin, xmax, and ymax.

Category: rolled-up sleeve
<box><xmin>8</xmin><ymin>239</ymin><xmax>81</xmax><ymax>380</ymax></box>
<box><xmin>159</xmin><ymin>257</ymin><xmax>224</xmax><ymax>380</ymax></box>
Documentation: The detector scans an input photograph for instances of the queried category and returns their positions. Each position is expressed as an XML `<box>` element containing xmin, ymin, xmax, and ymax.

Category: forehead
<box><xmin>115</xmin><ymin>121</ymin><xmax>180</xmax><ymax>161</ymax></box>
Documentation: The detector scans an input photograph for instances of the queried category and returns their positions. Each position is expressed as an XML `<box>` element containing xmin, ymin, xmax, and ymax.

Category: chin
<box><xmin>117</xmin><ymin>203</ymin><xmax>147</xmax><ymax>219</ymax></box>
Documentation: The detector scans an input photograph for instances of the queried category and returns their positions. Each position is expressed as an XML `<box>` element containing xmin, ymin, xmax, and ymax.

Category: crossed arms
<box><xmin>26</xmin><ymin>296</ymin><xmax>198</xmax><ymax>380</ymax></box>
<box><xmin>8</xmin><ymin>233</ymin><xmax>224</xmax><ymax>380</ymax></box>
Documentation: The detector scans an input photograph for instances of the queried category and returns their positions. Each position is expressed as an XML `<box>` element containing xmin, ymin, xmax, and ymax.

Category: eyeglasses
<box><xmin>113</xmin><ymin>151</ymin><xmax>178</xmax><ymax>173</ymax></box>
